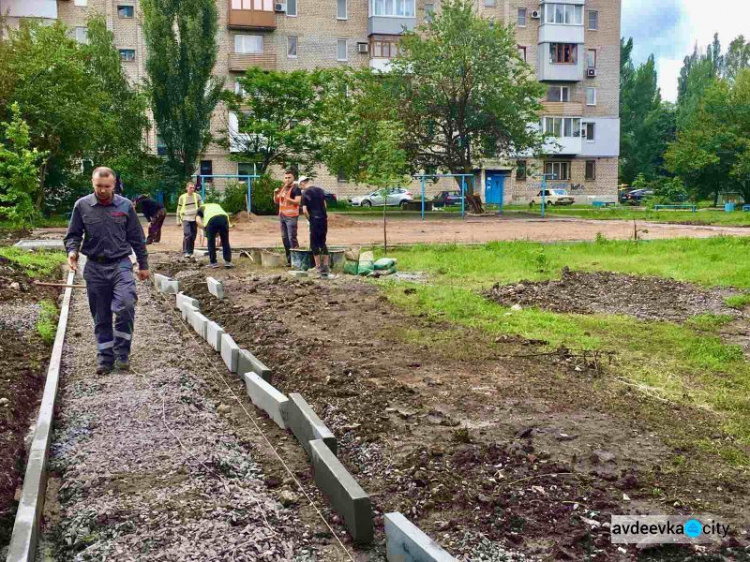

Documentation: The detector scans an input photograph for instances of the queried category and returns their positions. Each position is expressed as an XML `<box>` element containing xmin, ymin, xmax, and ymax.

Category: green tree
<box><xmin>142</xmin><ymin>0</ymin><xmax>222</xmax><ymax>186</ymax></box>
<box><xmin>724</xmin><ymin>36</ymin><xmax>750</xmax><ymax>82</ymax></box>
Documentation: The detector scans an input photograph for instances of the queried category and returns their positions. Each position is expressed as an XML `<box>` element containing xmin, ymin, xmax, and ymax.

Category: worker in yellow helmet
<box><xmin>177</xmin><ymin>181</ymin><xmax>203</xmax><ymax>258</ymax></box>
<box><xmin>195</xmin><ymin>202</ymin><xmax>233</xmax><ymax>269</ymax></box>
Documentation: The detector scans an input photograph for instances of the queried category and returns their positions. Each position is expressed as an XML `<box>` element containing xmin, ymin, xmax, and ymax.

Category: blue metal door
<box><xmin>485</xmin><ymin>174</ymin><xmax>506</xmax><ymax>207</ymax></box>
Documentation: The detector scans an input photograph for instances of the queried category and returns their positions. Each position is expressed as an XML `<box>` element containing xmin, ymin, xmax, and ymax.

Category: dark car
<box><xmin>433</xmin><ymin>190</ymin><xmax>463</xmax><ymax>207</ymax></box>
<box><xmin>324</xmin><ymin>190</ymin><xmax>337</xmax><ymax>205</ymax></box>
<box><xmin>625</xmin><ymin>189</ymin><xmax>654</xmax><ymax>204</ymax></box>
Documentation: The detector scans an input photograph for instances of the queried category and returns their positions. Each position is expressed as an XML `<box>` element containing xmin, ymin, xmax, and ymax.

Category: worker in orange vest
<box><xmin>273</xmin><ymin>169</ymin><xmax>302</xmax><ymax>266</ymax></box>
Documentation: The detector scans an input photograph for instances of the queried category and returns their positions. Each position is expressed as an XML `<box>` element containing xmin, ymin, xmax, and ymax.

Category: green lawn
<box><xmin>0</xmin><ymin>247</ymin><xmax>67</xmax><ymax>278</ymax></box>
<box><xmin>382</xmin><ymin>238</ymin><xmax>750</xmax><ymax>458</ymax></box>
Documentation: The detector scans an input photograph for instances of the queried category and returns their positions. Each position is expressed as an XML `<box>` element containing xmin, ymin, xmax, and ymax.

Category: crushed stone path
<box><xmin>41</xmin><ymin>278</ymin><xmax>311</xmax><ymax>561</ymax></box>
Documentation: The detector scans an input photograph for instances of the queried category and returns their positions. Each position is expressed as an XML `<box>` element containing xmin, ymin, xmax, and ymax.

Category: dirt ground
<box><xmin>35</xmin><ymin>214</ymin><xmax>750</xmax><ymax>253</ymax></box>
<box><xmin>155</xmin><ymin>256</ymin><xmax>750</xmax><ymax>561</ymax></box>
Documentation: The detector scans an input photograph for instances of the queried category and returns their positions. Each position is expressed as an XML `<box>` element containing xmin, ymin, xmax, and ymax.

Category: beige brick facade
<box><xmin>54</xmin><ymin>0</ymin><xmax>620</xmax><ymax>204</ymax></box>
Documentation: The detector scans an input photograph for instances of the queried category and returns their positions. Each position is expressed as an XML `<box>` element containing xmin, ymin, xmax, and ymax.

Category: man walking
<box><xmin>134</xmin><ymin>194</ymin><xmax>166</xmax><ymax>245</ymax></box>
<box><xmin>177</xmin><ymin>181</ymin><xmax>203</xmax><ymax>258</ymax></box>
<box><xmin>273</xmin><ymin>169</ymin><xmax>301</xmax><ymax>266</ymax></box>
<box><xmin>300</xmin><ymin>176</ymin><xmax>330</xmax><ymax>275</ymax></box>
<box><xmin>196</xmin><ymin>202</ymin><xmax>234</xmax><ymax>269</ymax></box>
<box><xmin>64</xmin><ymin>167</ymin><xmax>149</xmax><ymax>374</ymax></box>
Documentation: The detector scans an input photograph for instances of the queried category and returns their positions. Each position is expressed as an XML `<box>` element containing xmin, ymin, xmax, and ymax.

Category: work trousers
<box><xmin>182</xmin><ymin>220</ymin><xmax>198</xmax><ymax>255</ymax></box>
<box><xmin>83</xmin><ymin>258</ymin><xmax>137</xmax><ymax>367</ymax></box>
<box><xmin>205</xmin><ymin>215</ymin><xmax>231</xmax><ymax>265</ymax></box>
<box><xmin>279</xmin><ymin>214</ymin><xmax>299</xmax><ymax>264</ymax></box>
<box><xmin>147</xmin><ymin>208</ymin><xmax>166</xmax><ymax>244</ymax></box>
<box><xmin>309</xmin><ymin>216</ymin><xmax>329</xmax><ymax>256</ymax></box>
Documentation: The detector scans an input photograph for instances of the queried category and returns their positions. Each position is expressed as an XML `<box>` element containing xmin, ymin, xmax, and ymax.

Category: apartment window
<box><xmin>119</xmin><ymin>49</ymin><xmax>136</xmax><ymax>62</ymax></box>
<box><xmin>516</xmin><ymin>160</ymin><xmax>527</xmax><ymax>181</ymax></box>
<box><xmin>547</xmin><ymin>85</ymin><xmax>570</xmax><ymax>102</ymax></box>
<box><xmin>74</xmin><ymin>27</ymin><xmax>88</xmax><ymax>44</ymax></box>
<box><xmin>517</xmin><ymin>8</ymin><xmax>527</xmax><ymax>27</ymax></box>
<box><xmin>585</xmin><ymin>160</ymin><xmax>596</xmax><ymax>180</ymax></box>
<box><xmin>338</xmin><ymin>0</ymin><xmax>347</xmax><ymax>19</ymax></box>
<box><xmin>371</xmin><ymin>36</ymin><xmax>400</xmax><ymax>58</ymax></box>
<box><xmin>286</xmin><ymin>0</ymin><xmax>297</xmax><ymax>16</ymax></box>
<box><xmin>543</xmin><ymin>3</ymin><xmax>583</xmax><ymax>25</ymax></box>
<box><xmin>337</xmin><ymin>39</ymin><xmax>348</xmax><ymax>61</ymax></box>
<box><xmin>586</xmin><ymin>87</ymin><xmax>597</xmax><ymax>106</ymax></box>
<box><xmin>200</xmin><ymin>160</ymin><xmax>213</xmax><ymax>180</ymax></box>
<box><xmin>117</xmin><ymin>5</ymin><xmax>134</xmax><ymax>18</ymax></box>
<box><xmin>587</xmin><ymin>49</ymin><xmax>597</xmax><ymax>68</ymax></box>
<box><xmin>424</xmin><ymin>3</ymin><xmax>435</xmax><ymax>23</ymax></box>
<box><xmin>156</xmin><ymin>135</ymin><xmax>167</xmax><ymax>157</ymax></box>
<box><xmin>287</xmin><ymin>36</ymin><xmax>298</xmax><ymax>58</ymax></box>
<box><xmin>517</xmin><ymin>46</ymin><xmax>527</xmax><ymax>62</ymax></box>
<box><xmin>235</xmin><ymin>35</ymin><xmax>263</xmax><ymax>54</ymax></box>
<box><xmin>484</xmin><ymin>0</ymin><xmax>496</xmax><ymax>6</ymax></box>
<box><xmin>588</xmin><ymin>10</ymin><xmax>599</xmax><ymax>30</ymax></box>
<box><xmin>544</xmin><ymin>161</ymin><xmax>571</xmax><ymax>180</ymax></box>
<box><xmin>550</xmin><ymin>43</ymin><xmax>577</xmax><ymax>64</ymax></box>
<box><xmin>584</xmin><ymin>122</ymin><xmax>596</xmax><ymax>141</ymax></box>
<box><xmin>543</xmin><ymin>117</ymin><xmax>581</xmax><ymax>138</ymax></box>
<box><xmin>372</xmin><ymin>0</ymin><xmax>415</xmax><ymax>17</ymax></box>
<box><xmin>238</xmin><ymin>163</ymin><xmax>255</xmax><ymax>177</ymax></box>
<box><xmin>232</xmin><ymin>0</ymin><xmax>272</xmax><ymax>8</ymax></box>
<box><xmin>74</xmin><ymin>0</ymin><xmax>87</xmax><ymax>5</ymax></box>
<box><xmin>337</xmin><ymin>172</ymin><xmax>346</xmax><ymax>183</ymax></box>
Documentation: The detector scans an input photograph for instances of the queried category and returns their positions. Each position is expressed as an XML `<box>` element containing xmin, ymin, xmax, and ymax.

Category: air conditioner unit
<box><xmin>357</xmin><ymin>42</ymin><xmax>369</xmax><ymax>54</ymax></box>
<box><xmin>586</xmin><ymin>67</ymin><xmax>597</xmax><ymax>78</ymax></box>
<box><xmin>531</xmin><ymin>10</ymin><xmax>541</xmax><ymax>19</ymax></box>
<box><xmin>274</xmin><ymin>2</ymin><xmax>286</xmax><ymax>12</ymax></box>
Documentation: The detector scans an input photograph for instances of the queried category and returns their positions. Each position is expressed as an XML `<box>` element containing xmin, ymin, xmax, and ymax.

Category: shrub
<box><xmin>250</xmin><ymin>175</ymin><xmax>282</xmax><ymax>215</ymax></box>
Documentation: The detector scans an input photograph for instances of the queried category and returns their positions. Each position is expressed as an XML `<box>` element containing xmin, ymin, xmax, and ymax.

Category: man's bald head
<box><xmin>92</xmin><ymin>167</ymin><xmax>116</xmax><ymax>203</ymax></box>
<box><xmin>92</xmin><ymin>166</ymin><xmax>115</xmax><ymax>180</ymax></box>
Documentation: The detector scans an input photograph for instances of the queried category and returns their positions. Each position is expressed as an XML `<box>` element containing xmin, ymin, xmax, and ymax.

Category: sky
<box><xmin>621</xmin><ymin>0</ymin><xmax>750</xmax><ymax>102</ymax></box>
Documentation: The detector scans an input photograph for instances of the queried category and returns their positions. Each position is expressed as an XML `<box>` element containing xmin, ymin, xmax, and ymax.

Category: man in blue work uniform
<box><xmin>64</xmin><ymin>167</ymin><xmax>149</xmax><ymax>374</ymax></box>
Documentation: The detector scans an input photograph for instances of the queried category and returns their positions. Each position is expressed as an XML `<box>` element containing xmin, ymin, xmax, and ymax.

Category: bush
<box><xmin>654</xmin><ymin>176</ymin><xmax>688</xmax><ymax>204</ymax></box>
<box><xmin>221</xmin><ymin>180</ymin><xmax>248</xmax><ymax>215</ymax></box>
<box><xmin>250</xmin><ymin>175</ymin><xmax>282</xmax><ymax>215</ymax></box>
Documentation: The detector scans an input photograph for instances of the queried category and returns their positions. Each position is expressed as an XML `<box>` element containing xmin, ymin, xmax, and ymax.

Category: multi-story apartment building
<box><xmin>6</xmin><ymin>0</ymin><xmax>620</xmax><ymax>205</ymax></box>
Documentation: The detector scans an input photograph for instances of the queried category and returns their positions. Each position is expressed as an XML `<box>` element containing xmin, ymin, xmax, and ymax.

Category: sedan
<box><xmin>349</xmin><ymin>188</ymin><xmax>413</xmax><ymax>208</ymax></box>
<box><xmin>433</xmin><ymin>190</ymin><xmax>464</xmax><ymax>207</ymax></box>
<box><xmin>529</xmin><ymin>189</ymin><xmax>574</xmax><ymax>206</ymax></box>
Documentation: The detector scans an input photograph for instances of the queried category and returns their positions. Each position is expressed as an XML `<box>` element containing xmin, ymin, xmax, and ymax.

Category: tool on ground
<box><xmin>33</xmin><ymin>280</ymin><xmax>86</xmax><ymax>289</ymax></box>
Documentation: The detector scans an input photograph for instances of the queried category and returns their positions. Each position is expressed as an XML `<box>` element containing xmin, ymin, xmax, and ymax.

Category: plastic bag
<box><xmin>344</xmin><ymin>260</ymin><xmax>359</xmax><ymax>275</ymax></box>
<box><xmin>374</xmin><ymin>258</ymin><xmax>396</xmax><ymax>271</ymax></box>
<box><xmin>358</xmin><ymin>250</ymin><xmax>375</xmax><ymax>276</ymax></box>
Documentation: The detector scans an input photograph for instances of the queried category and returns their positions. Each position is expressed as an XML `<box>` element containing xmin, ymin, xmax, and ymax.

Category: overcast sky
<box><xmin>621</xmin><ymin>0</ymin><xmax>750</xmax><ymax>102</ymax></box>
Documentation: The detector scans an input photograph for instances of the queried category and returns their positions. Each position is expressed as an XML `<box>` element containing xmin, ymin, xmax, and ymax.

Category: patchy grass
<box><xmin>0</xmin><ymin>247</ymin><xmax>66</xmax><ymax>278</ymax></box>
<box><xmin>725</xmin><ymin>293</ymin><xmax>750</xmax><ymax>309</ymax></box>
<box><xmin>36</xmin><ymin>300</ymin><xmax>59</xmax><ymax>344</ymax></box>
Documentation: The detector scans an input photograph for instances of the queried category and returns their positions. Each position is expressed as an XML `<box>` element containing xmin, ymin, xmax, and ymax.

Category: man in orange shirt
<box><xmin>273</xmin><ymin>169</ymin><xmax>302</xmax><ymax>266</ymax></box>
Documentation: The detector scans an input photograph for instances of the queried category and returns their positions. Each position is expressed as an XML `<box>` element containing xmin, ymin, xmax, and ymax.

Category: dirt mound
<box><xmin>231</xmin><ymin>211</ymin><xmax>257</xmax><ymax>223</ymax></box>
<box><xmin>327</xmin><ymin>213</ymin><xmax>365</xmax><ymax>228</ymax></box>
<box><xmin>487</xmin><ymin>269</ymin><xmax>735</xmax><ymax>323</ymax></box>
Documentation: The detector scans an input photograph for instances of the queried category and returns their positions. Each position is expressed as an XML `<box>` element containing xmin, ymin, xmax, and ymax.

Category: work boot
<box><xmin>207</xmin><ymin>263</ymin><xmax>219</xmax><ymax>269</ymax></box>
<box><xmin>96</xmin><ymin>363</ymin><xmax>113</xmax><ymax>375</ymax></box>
<box><xmin>224</xmin><ymin>262</ymin><xmax>235</xmax><ymax>269</ymax></box>
<box><xmin>114</xmin><ymin>358</ymin><xmax>131</xmax><ymax>372</ymax></box>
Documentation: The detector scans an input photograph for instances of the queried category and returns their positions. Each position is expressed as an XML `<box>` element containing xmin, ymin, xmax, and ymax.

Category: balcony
<box><xmin>0</xmin><ymin>0</ymin><xmax>57</xmax><ymax>18</ymax></box>
<box><xmin>538</xmin><ymin>24</ymin><xmax>584</xmax><ymax>45</ymax></box>
<box><xmin>228</xmin><ymin>7</ymin><xmax>276</xmax><ymax>30</ymax></box>
<box><xmin>538</xmin><ymin>53</ymin><xmax>584</xmax><ymax>82</ymax></box>
<box><xmin>541</xmin><ymin>101</ymin><xmax>584</xmax><ymax>116</ymax></box>
<box><xmin>228</xmin><ymin>52</ymin><xmax>277</xmax><ymax>72</ymax></box>
<box><xmin>543</xmin><ymin>135</ymin><xmax>582</xmax><ymax>156</ymax></box>
<box><xmin>368</xmin><ymin>16</ymin><xmax>416</xmax><ymax>36</ymax></box>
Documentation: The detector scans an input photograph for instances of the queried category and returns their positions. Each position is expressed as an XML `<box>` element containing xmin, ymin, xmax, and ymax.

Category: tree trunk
<box><xmin>35</xmin><ymin>161</ymin><xmax>47</xmax><ymax>212</ymax></box>
<box><xmin>383</xmin><ymin>202</ymin><xmax>388</xmax><ymax>255</ymax></box>
<box><xmin>454</xmin><ymin>174</ymin><xmax>483</xmax><ymax>214</ymax></box>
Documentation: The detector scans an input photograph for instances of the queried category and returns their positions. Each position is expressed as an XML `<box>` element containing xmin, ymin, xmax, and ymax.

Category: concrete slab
<box><xmin>220</xmin><ymin>333</ymin><xmax>239</xmax><ymax>373</ymax></box>
<box><xmin>162</xmin><ymin>278</ymin><xmax>180</xmax><ymax>294</ymax></box>
<box><xmin>309</xmin><ymin>439</ymin><xmax>373</xmax><ymax>544</ymax></box>
<box><xmin>181</xmin><ymin>303</ymin><xmax>198</xmax><ymax>323</ymax></box>
<box><xmin>191</xmin><ymin>311</ymin><xmax>208</xmax><ymax>339</ymax></box>
<box><xmin>177</xmin><ymin>292</ymin><xmax>200</xmax><ymax>312</ymax></box>
<box><xmin>384</xmin><ymin>513</ymin><xmax>457</xmax><ymax>562</ymax></box>
<box><xmin>237</xmin><ymin>349</ymin><xmax>272</xmax><ymax>383</ymax></box>
<box><xmin>13</xmin><ymin>239</ymin><xmax>65</xmax><ymax>251</ymax></box>
<box><xmin>287</xmin><ymin>393</ymin><xmax>337</xmax><ymax>457</ymax></box>
<box><xmin>206</xmin><ymin>321</ymin><xmax>225</xmax><ymax>352</ymax></box>
<box><xmin>206</xmin><ymin>276</ymin><xmax>225</xmax><ymax>299</ymax></box>
<box><xmin>153</xmin><ymin>273</ymin><xmax>169</xmax><ymax>292</ymax></box>
<box><xmin>241</xmin><ymin>372</ymin><xmax>289</xmax><ymax>429</ymax></box>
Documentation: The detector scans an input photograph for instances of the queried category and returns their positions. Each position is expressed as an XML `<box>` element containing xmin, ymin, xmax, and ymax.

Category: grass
<box><xmin>0</xmin><ymin>247</ymin><xmax>67</xmax><ymax>278</ymax></box>
<box><xmin>36</xmin><ymin>300</ymin><xmax>59</xmax><ymax>344</ymax></box>
<box><xmin>380</xmin><ymin>238</ymin><xmax>750</xmax><ymax>458</ymax></box>
<box><xmin>0</xmin><ymin>216</ymin><xmax>69</xmax><ymax>232</ymax></box>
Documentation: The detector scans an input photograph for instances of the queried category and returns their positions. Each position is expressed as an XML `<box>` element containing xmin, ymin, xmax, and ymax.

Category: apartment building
<box><xmin>12</xmin><ymin>0</ymin><xmax>620</xmax><ymax>204</ymax></box>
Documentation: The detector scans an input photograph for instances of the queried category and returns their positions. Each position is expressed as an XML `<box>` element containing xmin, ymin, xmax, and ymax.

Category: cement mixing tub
<box><xmin>291</xmin><ymin>248</ymin><xmax>345</xmax><ymax>271</ymax></box>
<box><xmin>261</xmin><ymin>250</ymin><xmax>287</xmax><ymax>268</ymax></box>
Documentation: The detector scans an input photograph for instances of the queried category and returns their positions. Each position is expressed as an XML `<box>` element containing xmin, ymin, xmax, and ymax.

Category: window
<box><xmin>588</xmin><ymin>10</ymin><xmax>599</xmax><ymax>30</ymax></box>
<box><xmin>235</xmin><ymin>79</ymin><xmax>246</xmax><ymax>96</ymax></box>
<box><xmin>517</xmin><ymin>46</ymin><xmax>527</xmax><ymax>62</ymax></box>
<box><xmin>372</xmin><ymin>0</ymin><xmax>415</xmax><ymax>17</ymax></box>
<box><xmin>337</xmin><ymin>39</ymin><xmax>348</xmax><ymax>61</ymax></box>
<box><xmin>74</xmin><ymin>0</ymin><xmax>87</xmax><ymax>5</ymax></box>
<box><xmin>200</xmin><ymin>160</ymin><xmax>213</xmax><ymax>180</ymax></box>
<box><xmin>338</xmin><ymin>0</ymin><xmax>347</xmax><ymax>19</ymax></box>
<box><xmin>543</xmin><ymin>3</ymin><xmax>583</xmax><ymax>25</ymax></box>
<box><xmin>156</xmin><ymin>135</ymin><xmax>167</xmax><ymax>157</ymax></box>
<box><xmin>584</xmin><ymin>122</ymin><xmax>595</xmax><ymax>141</ymax></box>
<box><xmin>74</xmin><ymin>27</ymin><xmax>88</xmax><ymax>44</ymax></box>
<box><xmin>484</xmin><ymin>0</ymin><xmax>496</xmax><ymax>6</ymax></box>
<box><xmin>238</xmin><ymin>163</ymin><xmax>255</xmax><ymax>177</ymax></box>
<box><xmin>550</xmin><ymin>43</ymin><xmax>577</xmax><ymax>64</ymax></box>
<box><xmin>371</xmin><ymin>36</ymin><xmax>401</xmax><ymax>58</ymax></box>
<box><xmin>117</xmin><ymin>5</ymin><xmax>134</xmax><ymax>18</ymax></box>
<box><xmin>585</xmin><ymin>160</ymin><xmax>596</xmax><ymax>180</ymax></box>
<box><xmin>286</xmin><ymin>0</ymin><xmax>297</xmax><ymax>16</ymax></box>
<box><xmin>235</xmin><ymin>35</ymin><xmax>263</xmax><ymax>54</ymax></box>
<box><xmin>516</xmin><ymin>160</ymin><xmax>527</xmax><ymax>181</ymax></box>
<box><xmin>517</xmin><ymin>8</ymin><xmax>527</xmax><ymax>27</ymax></box>
<box><xmin>119</xmin><ymin>49</ymin><xmax>136</xmax><ymax>62</ymax></box>
<box><xmin>587</xmin><ymin>49</ymin><xmax>597</xmax><ymax>68</ymax></box>
<box><xmin>547</xmin><ymin>86</ymin><xmax>570</xmax><ymax>102</ymax></box>
<box><xmin>586</xmin><ymin>87</ymin><xmax>597</xmax><ymax>106</ymax></box>
<box><xmin>287</xmin><ymin>36</ymin><xmax>298</xmax><ymax>58</ymax></box>
<box><xmin>544</xmin><ymin>161</ymin><xmax>570</xmax><ymax>180</ymax></box>
<box><xmin>424</xmin><ymin>3</ymin><xmax>435</xmax><ymax>23</ymax></box>
<box><xmin>337</xmin><ymin>172</ymin><xmax>346</xmax><ymax>183</ymax></box>
<box><xmin>542</xmin><ymin>117</ymin><xmax>581</xmax><ymax>138</ymax></box>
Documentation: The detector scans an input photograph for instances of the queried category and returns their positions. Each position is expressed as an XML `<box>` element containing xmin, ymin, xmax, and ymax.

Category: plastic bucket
<box><xmin>260</xmin><ymin>251</ymin><xmax>287</xmax><ymax>268</ymax></box>
<box><xmin>290</xmin><ymin>249</ymin><xmax>313</xmax><ymax>270</ymax></box>
<box><xmin>725</xmin><ymin>202</ymin><xmax>736</xmax><ymax>213</ymax></box>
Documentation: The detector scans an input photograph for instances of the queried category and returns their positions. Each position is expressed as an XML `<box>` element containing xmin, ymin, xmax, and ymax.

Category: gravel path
<box><xmin>43</xmin><ymin>279</ymin><xmax>310</xmax><ymax>560</ymax></box>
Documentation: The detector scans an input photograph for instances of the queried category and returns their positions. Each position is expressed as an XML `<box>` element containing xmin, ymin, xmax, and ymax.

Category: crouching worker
<box><xmin>299</xmin><ymin>176</ymin><xmax>330</xmax><ymax>275</ymax></box>
<box><xmin>196</xmin><ymin>202</ymin><xmax>234</xmax><ymax>269</ymax></box>
<box><xmin>64</xmin><ymin>166</ymin><xmax>149</xmax><ymax>374</ymax></box>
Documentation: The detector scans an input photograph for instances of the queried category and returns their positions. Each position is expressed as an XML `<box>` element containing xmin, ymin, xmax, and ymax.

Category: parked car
<box><xmin>433</xmin><ymin>190</ymin><xmax>464</xmax><ymax>207</ymax></box>
<box><xmin>624</xmin><ymin>189</ymin><xmax>654</xmax><ymax>204</ymax></box>
<box><xmin>324</xmin><ymin>190</ymin><xmax>337</xmax><ymax>205</ymax></box>
<box><xmin>529</xmin><ymin>189</ymin><xmax>574</xmax><ymax>206</ymax></box>
<box><xmin>349</xmin><ymin>188</ymin><xmax>413</xmax><ymax>208</ymax></box>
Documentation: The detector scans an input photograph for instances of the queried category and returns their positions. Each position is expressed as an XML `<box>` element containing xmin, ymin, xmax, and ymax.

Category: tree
<box><xmin>142</xmin><ymin>0</ymin><xmax>223</xmax><ymax>186</ymax></box>
<box><xmin>724</xmin><ymin>36</ymin><xmax>750</xmax><ymax>82</ymax></box>
<box><xmin>386</xmin><ymin>0</ymin><xmax>545</xmax><ymax>212</ymax></box>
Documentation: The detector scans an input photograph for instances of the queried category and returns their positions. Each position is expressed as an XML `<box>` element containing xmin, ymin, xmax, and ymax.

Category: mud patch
<box><xmin>487</xmin><ymin>269</ymin><xmax>736</xmax><ymax>323</ymax></box>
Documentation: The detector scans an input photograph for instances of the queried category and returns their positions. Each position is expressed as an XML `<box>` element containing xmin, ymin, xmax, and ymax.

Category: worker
<box><xmin>64</xmin><ymin>166</ymin><xmax>149</xmax><ymax>374</ymax></box>
<box><xmin>300</xmin><ymin>176</ymin><xmax>330</xmax><ymax>276</ymax></box>
<box><xmin>273</xmin><ymin>169</ymin><xmax>301</xmax><ymax>266</ymax></box>
<box><xmin>134</xmin><ymin>194</ymin><xmax>166</xmax><ymax>245</ymax></box>
<box><xmin>196</xmin><ymin>202</ymin><xmax>234</xmax><ymax>269</ymax></box>
<box><xmin>177</xmin><ymin>181</ymin><xmax>203</xmax><ymax>258</ymax></box>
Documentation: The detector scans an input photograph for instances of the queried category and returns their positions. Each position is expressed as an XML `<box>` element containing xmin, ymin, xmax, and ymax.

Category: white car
<box><xmin>529</xmin><ymin>189</ymin><xmax>575</xmax><ymax>206</ymax></box>
<box><xmin>349</xmin><ymin>188</ymin><xmax>414</xmax><ymax>208</ymax></box>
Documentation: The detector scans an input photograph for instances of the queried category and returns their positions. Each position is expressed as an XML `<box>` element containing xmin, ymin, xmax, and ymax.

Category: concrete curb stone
<box><xmin>240</xmin><ymin>372</ymin><xmax>289</xmax><ymax>429</ymax></box>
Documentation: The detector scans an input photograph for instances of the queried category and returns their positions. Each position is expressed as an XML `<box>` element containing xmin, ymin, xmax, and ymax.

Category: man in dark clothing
<box><xmin>196</xmin><ymin>203</ymin><xmax>234</xmax><ymax>269</ymax></box>
<box><xmin>134</xmin><ymin>195</ymin><xmax>166</xmax><ymax>244</ymax></box>
<box><xmin>64</xmin><ymin>166</ymin><xmax>149</xmax><ymax>374</ymax></box>
<box><xmin>299</xmin><ymin>176</ymin><xmax>330</xmax><ymax>275</ymax></box>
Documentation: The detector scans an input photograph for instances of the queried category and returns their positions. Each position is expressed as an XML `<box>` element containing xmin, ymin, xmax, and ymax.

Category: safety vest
<box><xmin>278</xmin><ymin>185</ymin><xmax>300</xmax><ymax>218</ymax></box>
<box><xmin>201</xmin><ymin>203</ymin><xmax>229</xmax><ymax>226</ymax></box>
<box><xmin>178</xmin><ymin>192</ymin><xmax>201</xmax><ymax>222</ymax></box>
